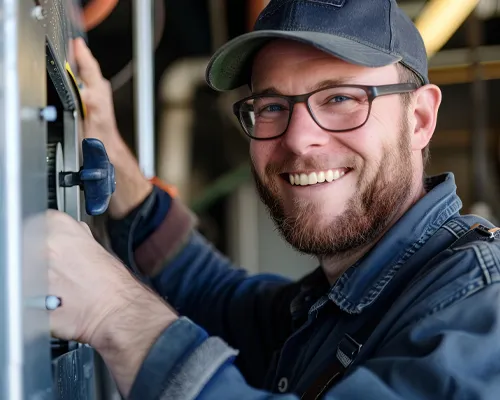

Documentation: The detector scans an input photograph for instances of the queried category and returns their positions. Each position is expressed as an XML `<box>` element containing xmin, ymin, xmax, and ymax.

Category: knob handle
<box><xmin>59</xmin><ymin>138</ymin><xmax>116</xmax><ymax>216</ymax></box>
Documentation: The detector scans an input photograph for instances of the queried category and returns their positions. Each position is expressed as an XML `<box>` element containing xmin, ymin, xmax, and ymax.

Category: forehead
<box><xmin>251</xmin><ymin>39</ymin><xmax>399</xmax><ymax>91</ymax></box>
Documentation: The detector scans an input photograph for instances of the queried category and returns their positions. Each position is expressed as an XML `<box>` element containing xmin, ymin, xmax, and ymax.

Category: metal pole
<box><xmin>2</xmin><ymin>1</ymin><xmax>23</xmax><ymax>398</ymax></box>
<box><xmin>133</xmin><ymin>0</ymin><xmax>155</xmax><ymax>178</ymax></box>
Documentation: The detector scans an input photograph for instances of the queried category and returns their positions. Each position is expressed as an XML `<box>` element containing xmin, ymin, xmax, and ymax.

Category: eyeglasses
<box><xmin>232</xmin><ymin>83</ymin><xmax>417</xmax><ymax>140</ymax></box>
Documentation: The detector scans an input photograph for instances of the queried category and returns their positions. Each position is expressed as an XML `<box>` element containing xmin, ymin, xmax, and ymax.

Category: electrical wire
<box><xmin>82</xmin><ymin>0</ymin><xmax>119</xmax><ymax>31</ymax></box>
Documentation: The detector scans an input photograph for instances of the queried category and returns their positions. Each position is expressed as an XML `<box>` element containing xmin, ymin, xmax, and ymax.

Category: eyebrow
<box><xmin>252</xmin><ymin>77</ymin><xmax>356</xmax><ymax>96</ymax></box>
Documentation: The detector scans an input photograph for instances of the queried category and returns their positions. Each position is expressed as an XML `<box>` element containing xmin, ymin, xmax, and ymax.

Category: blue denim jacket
<box><xmin>107</xmin><ymin>173</ymin><xmax>500</xmax><ymax>399</ymax></box>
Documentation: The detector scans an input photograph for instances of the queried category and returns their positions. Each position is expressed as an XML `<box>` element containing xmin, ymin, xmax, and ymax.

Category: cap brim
<box><xmin>205</xmin><ymin>30</ymin><xmax>402</xmax><ymax>91</ymax></box>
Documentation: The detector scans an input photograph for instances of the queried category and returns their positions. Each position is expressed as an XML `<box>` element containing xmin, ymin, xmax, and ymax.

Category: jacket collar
<box><xmin>322</xmin><ymin>173</ymin><xmax>462</xmax><ymax>314</ymax></box>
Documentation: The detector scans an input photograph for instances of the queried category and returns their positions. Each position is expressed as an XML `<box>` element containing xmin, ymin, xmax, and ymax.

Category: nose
<box><xmin>280</xmin><ymin>103</ymin><xmax>330</xmax><ymax>155</ymax></box>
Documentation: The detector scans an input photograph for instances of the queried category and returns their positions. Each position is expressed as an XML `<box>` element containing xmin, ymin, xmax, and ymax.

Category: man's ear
<box><xmin>411</xmin><ymin>84</ymin><xmax>442</xmax><ymax>151</ymax></box>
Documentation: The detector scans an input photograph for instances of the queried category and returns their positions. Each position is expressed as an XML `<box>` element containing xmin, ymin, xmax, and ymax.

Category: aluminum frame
<box><xmin>0</xmin><ymin>1</ymin><xmax>53</xmax><ymax>399</ymax></box>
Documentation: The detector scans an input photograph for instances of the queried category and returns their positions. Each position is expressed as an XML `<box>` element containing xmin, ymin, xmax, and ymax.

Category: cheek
<box><xmin>250</xmin><ymin>141</ymin><xmax>274</xmax><ymax>176</ymax></box>
<box><xmin>339</xmin><ymin>126</ymin><xmax>385</xmax><ymax>166</ymax></box>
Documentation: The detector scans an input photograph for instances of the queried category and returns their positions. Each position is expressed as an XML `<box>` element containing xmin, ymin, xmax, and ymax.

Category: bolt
<box><xmin>25</xmin><ymin>295</ymin><xmax>62</xmax><ymax>310</ymax></box>
<box><xmin>45</xmin><ymin>295</ymin><xmax>62</xmax><ymax>310</ymax></box>
<box><xmin>40</xmin><ymin>106</ymin><xmax>57</xmax><ymax>122</ymax></box>
<box><xmin>31</xmin><ymin>5</ymin><xmax>45</xmax><ymax>21</ymax></box>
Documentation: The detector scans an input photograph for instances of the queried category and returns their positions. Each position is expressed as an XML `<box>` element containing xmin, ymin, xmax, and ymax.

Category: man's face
<box><xmin>250</xmin><ymin>40</ymin><xmax>418</xmax><ymax>257</ymax></box>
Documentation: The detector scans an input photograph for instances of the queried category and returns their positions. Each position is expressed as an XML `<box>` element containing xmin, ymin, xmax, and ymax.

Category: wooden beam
<box><xmin>430</xmin><ymin>129</ymin><xmax>500</xmax><ymax>149</ymax></box>
<box><xmin>430</xmin><ymin>130</ymin><xmax>470</xmax><ymax>148</ymax></box>
<box><xmin>429</xmin><ymin>61</ymin><xmax>500</xmax><ymax>85</ymax></box>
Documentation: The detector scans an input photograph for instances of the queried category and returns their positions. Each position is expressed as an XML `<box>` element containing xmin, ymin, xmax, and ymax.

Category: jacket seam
<box><xmin>411</xmin><ymin>242</ymin><xmax>500</xmax><ymax>325</ymax></box>
<box><xmin>454</xmin><ymin>242</ymin><xmax>500</xmax><ymax>285</ymax></box>
<box><xmin>409</xmin><ymin>280</ymin><xmax>495</xmax><ymax>329</ymax></box>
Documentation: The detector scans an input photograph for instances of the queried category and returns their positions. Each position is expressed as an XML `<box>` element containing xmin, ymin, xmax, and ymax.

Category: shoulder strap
<box><xmin>301</xmin><ymin>220</ymin><xmax>500</xmax><ymax>400</ymax></box>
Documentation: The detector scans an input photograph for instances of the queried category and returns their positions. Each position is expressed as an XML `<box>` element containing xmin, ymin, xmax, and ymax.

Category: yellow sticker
<box><xmin>65</xmin><ymin>61</ymin><xmax>87</xmax><ymax>119</ymax></box>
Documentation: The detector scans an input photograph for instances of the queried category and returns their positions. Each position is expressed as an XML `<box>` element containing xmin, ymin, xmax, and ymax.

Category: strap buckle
<box><xmin>470</xmin><ymin>223</ymin><xmax>500</xmax><ymax>240</ymax></box>
<box><xmin>336</xmin><ymin>334</ymin><xmax>362</xmax><ymax>369</ymax></box>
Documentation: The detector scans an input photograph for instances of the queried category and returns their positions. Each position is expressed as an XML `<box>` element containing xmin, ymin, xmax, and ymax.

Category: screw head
<box><xmin>40</xmin><ymin>106</ymin><xmax>57</xmax><ymax>122</ymax></box>
<box><xmin>45</xmin><ymin>296</ymin><xmax>62</xmax><ymax>310</ymax></box>
<box><xmin>31</xmin><ymin>5</ymin><xmax>45</xmax><ymax>21</ymax></box>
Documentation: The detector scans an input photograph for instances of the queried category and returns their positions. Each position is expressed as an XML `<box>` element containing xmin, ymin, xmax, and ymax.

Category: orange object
<box><xmin>150</xmin><ymin>176</ymin><xmax>178</xmax><ymax>198</ymax></box>
<box><xmin>82</xmin><ymin>0</ymin><xmax>119</xmax><ymax>31</ymax></box>
<box><xmin>247</xmin><ymin>0</ymin><xmax>269</xmax><ymax>31</ymax></box>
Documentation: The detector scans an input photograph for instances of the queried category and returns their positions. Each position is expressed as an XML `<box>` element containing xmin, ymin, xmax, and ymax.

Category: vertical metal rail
<box><xmin>132</xmin><ymin>0</ymin><xmax>155</xmax><ymax>178</ymax></box>
<box><xmin>1</xmin><ymin>1</ymin><xmax>52</xmax><ymax>399</ymax></box>
<box><xmin>1</xmin><ymin>1</ymin><xmax>23</xmax><ymax>398</ymax></box>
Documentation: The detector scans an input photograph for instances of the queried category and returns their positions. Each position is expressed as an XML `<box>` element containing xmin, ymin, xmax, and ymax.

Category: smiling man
<box><xmin>46</xmin><ymin>1</ymin><xmax>500</xmax><ymax>399</ymax></box>
<box><xmin>246</xmin><ymin>40</ymin><xmax>429</xmax><ymax>281</ymax></box>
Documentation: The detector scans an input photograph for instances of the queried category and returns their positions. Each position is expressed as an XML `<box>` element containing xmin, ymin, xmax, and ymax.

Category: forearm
<box><xmin>91</xmin><ymin>281</ymin><xmax>177</xmax><ymax>397</ymax></box>
<box><xmin>107</xmin><ymin>141</ymin><xmax>153</xmax><ymax>220</ymax></box>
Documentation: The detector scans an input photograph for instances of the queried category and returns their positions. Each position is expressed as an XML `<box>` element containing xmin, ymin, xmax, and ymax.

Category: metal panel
<box><xmin>0</xmin><ymin>1</ymin><xmax>53</xmax><ymax>400</ymax></box>
<box><xmin>63</xmin><ymin>110</ymin><xmax>82</xmax><ymax>221</ymax></box>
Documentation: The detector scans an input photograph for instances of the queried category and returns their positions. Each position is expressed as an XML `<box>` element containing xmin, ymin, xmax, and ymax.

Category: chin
<box><xmin>282</xmin><ymin>193</ymin><xmax>349</xmax><ymax>220</ymax></box>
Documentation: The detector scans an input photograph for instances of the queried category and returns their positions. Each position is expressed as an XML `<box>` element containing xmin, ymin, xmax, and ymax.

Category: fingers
<box><xmin>45</xmin><ymin>210</ymin><xmax>94</xmax><ymax>238</ymax></box>
<box><xmin>72</xmin><ymin>37</ymin><xmax>104</xmax><ymax>88</ymax></box>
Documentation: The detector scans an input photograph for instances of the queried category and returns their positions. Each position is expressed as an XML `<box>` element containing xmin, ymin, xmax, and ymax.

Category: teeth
<box><xmin>317</xmin><ymin>171</ymin><xmax>325</xmax><ymax>183</ymax></box>
<box><xmin>300</xmin><ymin>173</ymin><xmax>308</xmax><ymax>186</ymax></box>
<box><xmin>288</xmin><ymin>169</ymin><xmax>348</xmax><ymax>186</ymax></box>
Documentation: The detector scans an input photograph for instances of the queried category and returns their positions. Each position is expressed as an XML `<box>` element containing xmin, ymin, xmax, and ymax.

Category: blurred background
<box><xmin>83</xmin><ymin>0</ymin><xmax>500</xmax><ymax>280</ymax></box>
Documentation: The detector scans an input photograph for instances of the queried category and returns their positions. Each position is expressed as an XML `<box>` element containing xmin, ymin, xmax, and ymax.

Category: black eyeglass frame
<box><xmin>232</xmin><ymin>83</ymin><xmax>418</xmax><ymax>140</ymax></box>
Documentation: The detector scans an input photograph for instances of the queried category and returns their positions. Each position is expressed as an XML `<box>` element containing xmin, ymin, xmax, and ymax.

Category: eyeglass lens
<box><xmin>239</xmin><ymin>86</ymin><xmax>370</xmax><ymax>139</ymax></box>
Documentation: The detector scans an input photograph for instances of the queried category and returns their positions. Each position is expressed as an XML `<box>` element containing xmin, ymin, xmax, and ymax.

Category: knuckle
<box><xmin>79</xmin><ymin>221</ymin><xmax>93</xmax><ymax>236</ymax></box>
<box><xmin>79</xmin><ymin>221</ymin><xmax>90</xmax><ymax>230</ymax></box>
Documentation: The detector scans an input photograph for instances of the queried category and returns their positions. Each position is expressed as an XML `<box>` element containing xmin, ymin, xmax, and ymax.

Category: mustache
<box><xmin>265</xmin><ymin>155</ymin><xmax>358</xmax><ymax>175</ymax></box>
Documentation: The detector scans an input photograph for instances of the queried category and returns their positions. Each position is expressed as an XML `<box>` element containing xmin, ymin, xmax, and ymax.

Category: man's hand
<box><xmin>46</xmin><ymin>210</ymin><xmax>176</xmax><ymax>395</ymax></box>
<box><xmin>73</xmin><ymin>37</ymin><xmax>153</xmax><ymax>219</ymax></box>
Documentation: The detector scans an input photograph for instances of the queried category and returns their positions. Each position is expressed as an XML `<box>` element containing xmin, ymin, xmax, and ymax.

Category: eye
<box><xmin>255</xmin><ymin>103</ymin><xmax>289</xmax><ymax>117</ymax></box>
<box><xmin>258</xmin><ymin>104</ymin><xmax>286</xmax><ymax>113</ymax></box>
<box><xmin>329</xmin><ymin>95</ymin><xmax>353</xmax><ymax>103</ymax></box>
<box><xmin>266</xmin><ymin>104</ymin><xmax>284</xmax><ymax>112</ymax></box>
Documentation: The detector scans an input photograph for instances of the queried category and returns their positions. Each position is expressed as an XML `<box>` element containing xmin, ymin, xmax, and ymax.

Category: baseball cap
<box><xmin>205</xmin><ymin>0</ymin><xmax>429</xmax><ymax>91</ymax></box>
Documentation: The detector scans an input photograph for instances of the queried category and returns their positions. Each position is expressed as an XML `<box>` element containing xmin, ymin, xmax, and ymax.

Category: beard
<box><xmin>251</xmin><ymin>121</ymin><xmax>414</xmax><ymax>258</ymax></box>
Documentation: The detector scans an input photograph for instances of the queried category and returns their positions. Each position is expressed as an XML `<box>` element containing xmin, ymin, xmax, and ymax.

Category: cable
<box><xmin>82</xmin><ymin>0</ymin><xmax>119</xmax><ymax>31</ymax></box>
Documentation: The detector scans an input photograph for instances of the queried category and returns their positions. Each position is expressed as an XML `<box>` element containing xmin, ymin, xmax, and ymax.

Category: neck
<box><xmin>319</xmin><ymin>179</ymin><xmax>428</xmax><ymax>285</ymax></box>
